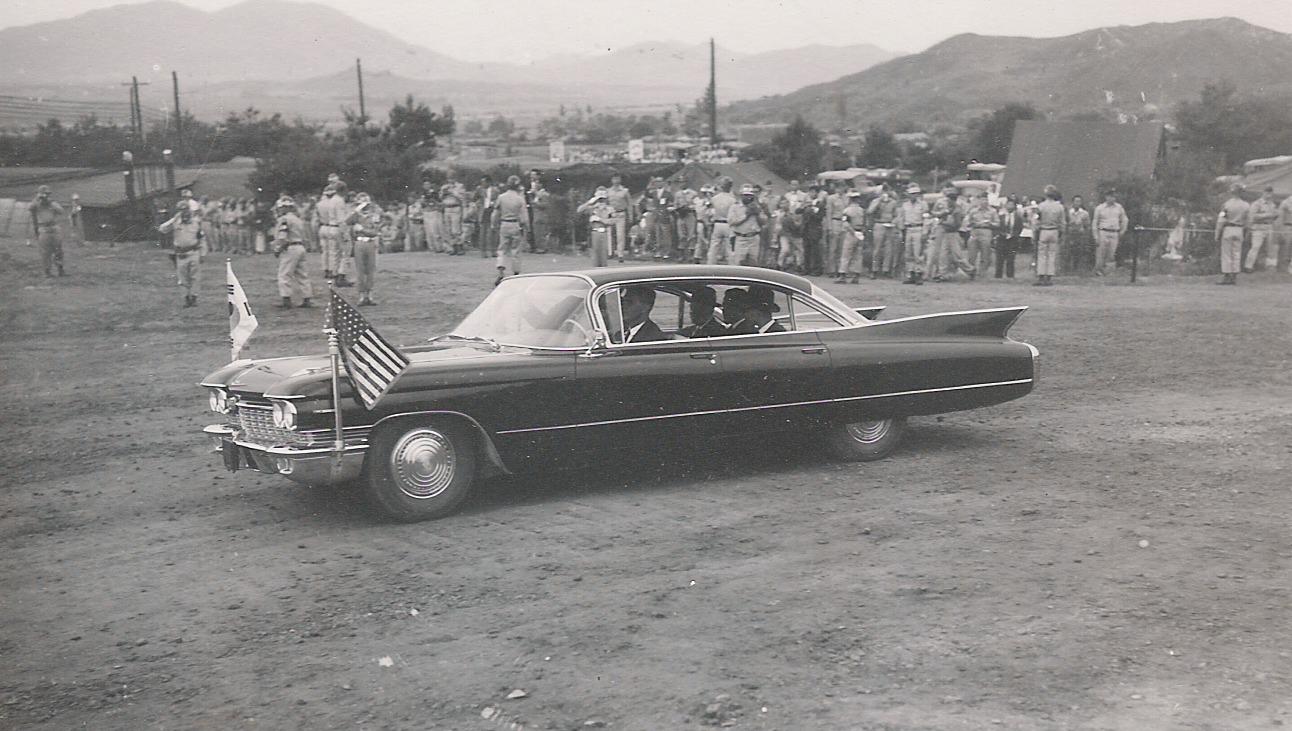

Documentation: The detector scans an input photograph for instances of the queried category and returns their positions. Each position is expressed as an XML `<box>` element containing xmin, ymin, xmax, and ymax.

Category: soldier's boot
<box><xmin>278</xmin><ymin>296</ymin><xmax>293</xmax><ymax>309</ymax></box>
<box><xmin>324</xmin><ymin>270</ymin><xmax>334</xmax><ymax>280</ymax></box>
<box><xmin>299</xmin><ymin>298</ymin><xmax>313</xmax><ymax>308</ymax></box>
<box><xmin>902</xmin><ymin>272</ymin><xmax>918</xmax><ymax>285</ymax></box>
<box><xmin>334</xmin><ymin>275</ymin><xmax>353</xmax><ymax>288</ymax></box>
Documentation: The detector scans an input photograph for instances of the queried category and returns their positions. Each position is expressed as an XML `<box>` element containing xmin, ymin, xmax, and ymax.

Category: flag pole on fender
<box><xmin>227</xmin><ymin>259</ymin><xmax>259</xmax><ymax>362</ymax></box>
<box><xmin>324</xmin><ymin>281</ymin><xmax>345</xmax><ymax>478</ymax></box>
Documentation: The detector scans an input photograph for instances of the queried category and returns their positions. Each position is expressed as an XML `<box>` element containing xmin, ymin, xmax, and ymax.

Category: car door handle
<box><xmin>801</xmin><ymin>346</ymin><xmax>827</xmax><ymax>355</ymax></box>
<box><xmin>690</xmin><ymin>352</ymin><xmax>718</xmax><ymax>363</ymax></box>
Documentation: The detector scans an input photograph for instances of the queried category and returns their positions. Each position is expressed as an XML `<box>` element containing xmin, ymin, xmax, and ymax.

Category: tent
<box><xmin>1001</xmin><ymin>121</ymin><xmax>1164</xmax><ymax>203</ymax></box>
<box><xmin>667</xmin><ymin>161</ymin><xmax>787</xmax><ymax>196</ymax></box>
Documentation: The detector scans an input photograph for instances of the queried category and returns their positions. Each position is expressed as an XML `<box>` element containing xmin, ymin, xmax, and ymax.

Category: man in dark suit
<box><xmin>679</xmin><ymin>286</ymin><xmax>728</xmax><ymax>338</ymax></box>
<box><xmin>995</xmin><ymin>197</ymin><xmax>1025</xmax><ymax>278</ymax></box>
<box><xmin>728</xmin><ymin>285</ymin><xmax>786</xmax><ymax>335</ymax></box>
<box><xmin>620</xmin><ymin>285</ymin><xmax>666</xmax><ymax>343</ymax></box>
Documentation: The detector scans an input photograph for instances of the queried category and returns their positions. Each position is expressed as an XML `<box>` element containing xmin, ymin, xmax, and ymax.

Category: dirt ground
<box><xmin>1</xmin><ymin>236</ymin><xmax>1289</xmax><ymax>731</ymax></box>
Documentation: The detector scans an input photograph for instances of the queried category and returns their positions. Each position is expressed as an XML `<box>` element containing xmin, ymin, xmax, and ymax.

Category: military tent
<box><xmin>1001</xmin><ymin>121</ymin><xmax>1164</xmax><ymax>203</ymax></box>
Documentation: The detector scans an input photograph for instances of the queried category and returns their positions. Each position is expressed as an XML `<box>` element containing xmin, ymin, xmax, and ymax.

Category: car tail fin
<box><xmin>864</xmin><ymin>307</ymin><xmax>1027</xmax><ymax>339</ymax></box>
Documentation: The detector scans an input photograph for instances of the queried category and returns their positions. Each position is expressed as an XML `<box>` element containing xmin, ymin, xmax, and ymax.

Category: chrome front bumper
<box><xmin>203</xmin><ymin>424</ymin><xmax>367</xmax><ymax>485</ymax></box>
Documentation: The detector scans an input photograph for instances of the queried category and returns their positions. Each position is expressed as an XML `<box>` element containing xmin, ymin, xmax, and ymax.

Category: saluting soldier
<box><xmin>673</xmin><ymin>182</ymin><xmax>699</xmax><ymax>261</ymax></box>
<box><xmin>605</xmin><ymin>172</ymin><xmax>634</xmax><ymax>262</ymax></box>
<box><xmin>896</xmin><ymin>184</ymin><xmax>929</xmax><ymax>284</ymax></box>
<box><xmin>527</xmin><ymin>176</ymin><xmax>552</xmax><ymax>254</ymax></box>
<box><xmin>29</xmin><ymin>185</ymin><xmax>67</xmax><ymax>277</ymax></box>
<box><xmin>347</xmin><ymin>192</ymin><xmax>383</xmax><ymax>306</ymax></box>
<box><xmin>867</xmin><ymin>186</ymin><xmax>900</xmax><ymax>278</ymax></box>
<box><xmin>272</xmin><ymin>196</ymin><xmax>313</xmax><ymax>308</ymax></box>
<box><xmin>728</xmin><ymin>184</ymin><xmax>767</xmax><ymax>267</ymax></box>
<box><xmin>1244</xmin><ymin>186</ymin><xmax>1278</xmax><ymax>272</ymax></box>
<box><xmin>693</xmin><ymin>185</ymin><xmax>714</xmax><ymax>263</ymax></box>
<box><xmin>158</xmin><ymin>204</ymin><xmax>203</xmax><ymax>307</ymax></box>
<box><xmin>838</xmin><ymin>190</ymin><xmax>868</xmax><ymax>284</ymax></box>
<box><xmin>494</xmin><ymin>175</ymin><xmax>529</xmax><ymax>286</ymax></box>
<box><xmin>1215</xmin><ymin>183</ymin><xmax>1250</xmax><ymax>285</ymax></box>
<box><xmin>578</xmin><ymin>187</ymin><xmax>616</xmax><ymax>267</ymax></box>
<box><xmin>824</xmin><ymin>182</ymin><xmax>851</xmax><ymax>279</ymax></box>
<box><xmin>928</xmin><ymin>186</ymin><xmax>975</xmax><ymax>281</ymax></box>
<box><xmin>963</xmin><ymin>194</ymin><xmax>999</xmax><ymax>278</ymax></box>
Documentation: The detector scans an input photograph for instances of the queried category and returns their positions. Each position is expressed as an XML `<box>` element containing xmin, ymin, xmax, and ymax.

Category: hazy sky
<box><xmin>8</xmin><ymin>0</ymin><xmax>1291</xmax><ymax>62</ymax></box>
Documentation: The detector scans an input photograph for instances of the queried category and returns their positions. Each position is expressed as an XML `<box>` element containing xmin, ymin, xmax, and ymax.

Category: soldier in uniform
<box><xmin>728</xmin><ymin>185</ymin><xmax>767</xmax><ymax>267</ymax></box>
<box><xmin>605</xmin><ymin>172</ymin><xmax>635</xmax><ymax>262</ymax></box>
<box><xmin>577</xmin><ymin>187</ymin><xmax>615</xmax><ymax>267</ymax></box>
<box><xmin>995</xmin><ymin>197</ymin><xmax>1025</xmax><ymax>279</ymax></box>
<box><xmin>867</xmin><ymin>186</ymin><xmax>900</xmax><ymax>278</ymax></box>
<box><xmin>838</xmin><ymin>190</ymin><xmax>868</xmax><ymax>284</ymax></box>
<box><xmin>314</xmin><ymin>183</ymin><xmax>348</xmax><ymax>284</ymax></box>
<box><xmin>272</xmin><ymin>196</ymin><xmax>313</xmax><ymax>308</ymax></box>
<box><xmin>1214</xmin><ymin>183</ymin><xmax>1250</xmax><ymax>285</ymax></box>
<box><xmin>461</xmin><ymin>192</ymin><xmax>481</xmax><ymax>259</ymax></box>
<box><xmin>347</xmin><ymin>192</ymin><xmax>383</xmax><ymax>305</ymax></box>
<box><xmin>673</xmin><ymin>182</ymin><xmax>698</xmax><ymax>262</ymax></box>
<box><xmin>896</xmin><ymin>184</ymin><xmax>929</xmax><ymax>284</ymax></box>
<box><xmin>69</xmin><ymin>193</ymin><xmax>85</xmax><ymax>245</ymax></box>
<box><xmin>404</xmin><ymin>192</ymin><xmax>426</xmax><ymax>252</ymax></box>
<box><xmin>1277</xmin><ymin>189</ymin><xmax>1292</xmax><ymax>273</ymax></box>
<box><xmin>963</xmin><ymin>194</ymin><xmax>999</xmax><ymax>278</ymax></box>
<box><xmin>693</xmin><ymin>185</ymin><xmax>714</xmax><ymax>263</ymax></box>
<box><xmin>802</xmin><ymin>184</ymin><xmax>827</xmax><ymax>276</ymax></box>
<box><xmin>704</xmin><ymin>178</ymin><xmax>737</xmax><ymax>265</ymax></box>
<box><xmin>526</xmin><ymin>175</ymin><xmax>551</xmax><ymax>254</ymax></box>
<box><xmin>929</xmin><ymin>186</ymin><xmax>975</xmax><ymax>281</ymax></box>
<box><xmin>442</xmin><ymin>182</ymin><xmax>466</xmax><ymax>254</ymax></box>
<box><xmin>1065</xmin><ymin>195</ymin><xmax>1092</xmax><ymax>273</ymax></box>
<box><xmin>158</xmin><ymin>204</ymin><xmax>203</xmax><ymax>307</ymax></box>
<box><xmin>1092</xmin><ymin>190</ymin><xmax>1128</xmax><ymax>276</ymax></box>
<box><xmin>494</xmin><ymin>175</ymin><xmax>529</xmax><ymax>286</ymax></box>
<box><xmin>1034</xmin><ymin>185</ymin><xmax>1066</xmax><ymax>286</ymax></box>
<box><xmin>28</xmin><ymin>185</ymin><xmax>66</xmax><ymax>277</ymax></box>
<box><xmin>777</xmin><ymin>196</ymin><xmax>806</xmax><ymax>272</ymax></box>
<box><xmin>824</xmin><ymin>182</ymin><xmax>851</xmax><ymax>279</ymax></box>
<box><xmin>1244</xmin><ymin>186</ymin><xmax>1278</xmax><ymax>272</ymax></box>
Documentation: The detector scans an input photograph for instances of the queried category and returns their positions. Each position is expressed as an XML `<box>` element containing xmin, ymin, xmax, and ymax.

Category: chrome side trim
<box><xmin>860</xmin><ymin>306</ymin><xmax>1028</xmax><ymax>330</ymax></box>
<box><xmin>495</xmin><ymin>378</ymin><xmax>1033</xmax><ymax>435</ymax></box>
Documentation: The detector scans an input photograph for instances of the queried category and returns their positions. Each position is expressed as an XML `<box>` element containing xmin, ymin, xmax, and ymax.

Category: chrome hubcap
<box><xmin>846</xmin><ymin>419</ymin><xmax>891</xmax><ymax>444</ymax></box>
<box><xmin>390</xmin><ymin>428</ymin><xmax>456</xmax><ymax>499</ymax></box>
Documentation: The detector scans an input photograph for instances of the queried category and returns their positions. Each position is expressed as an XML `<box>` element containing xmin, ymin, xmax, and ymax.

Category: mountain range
<box><xmin>0</xmin><ymin>0</ymin><xmax>897</xmax><ymax>119</ymax></box>
<box><xmin>726</xmin><ymin>17</ymin><xmax>1292</xmax><ymax>129</ymax></box>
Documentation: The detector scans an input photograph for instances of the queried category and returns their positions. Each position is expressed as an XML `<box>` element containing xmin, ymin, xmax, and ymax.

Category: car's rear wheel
<box><xmin>365</xmin><ymin>420</ymin><xmax>477</xmax><ymax>521</ymax></box>
<box><xmin>826</xmin><ymin>417</ymin><xmax>906</xmax><ymax>462</ymax></box>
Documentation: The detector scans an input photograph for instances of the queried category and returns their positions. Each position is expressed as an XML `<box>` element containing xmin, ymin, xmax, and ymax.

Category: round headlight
<box><xmin>271</xmin><ymin>400</ymin><xmax>297</xmax><ymax>429</ymax></box>
<box><xmin>209</xmin><ymin>388</ymin><xmax>231</xmax><ymax>414</ymax></box>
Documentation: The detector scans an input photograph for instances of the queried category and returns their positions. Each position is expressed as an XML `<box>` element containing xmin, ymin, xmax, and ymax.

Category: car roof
<box><xmin>541</xmin><ymin>265</ymin><xmax>815</xmax><ymax>292</ymax></box>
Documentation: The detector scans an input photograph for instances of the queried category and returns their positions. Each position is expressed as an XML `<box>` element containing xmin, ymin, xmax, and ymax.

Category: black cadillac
<box><xmin>202</xmin><ymin>265</ymin><xmax>1038</xmax><ymax>521</ymax></box>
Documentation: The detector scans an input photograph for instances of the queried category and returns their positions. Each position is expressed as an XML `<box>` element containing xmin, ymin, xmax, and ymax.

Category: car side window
<box><xmin>791</xmin><ymin>294</ymin><xmax>847</xmax><ymax>331</ymax></box>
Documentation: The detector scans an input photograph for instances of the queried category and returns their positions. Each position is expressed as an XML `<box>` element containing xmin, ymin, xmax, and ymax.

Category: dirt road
<box><xmin>2</xmin><ymin>239</ymin><xmax>1289</xmax><ymax>730</ymax></box>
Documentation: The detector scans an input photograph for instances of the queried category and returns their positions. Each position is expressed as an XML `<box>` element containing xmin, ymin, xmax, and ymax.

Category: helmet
<box><xmin>906</xmin><ymin>183</ymin><xmax>921</xmax><ymax>195</ymax></box>
<box><xmin>740</xmin><ymin>184</ymin><xmax>756</xmax><ymax>195</ymax></box>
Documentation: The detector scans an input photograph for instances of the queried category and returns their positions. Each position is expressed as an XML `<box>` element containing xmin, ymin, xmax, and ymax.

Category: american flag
<box><xmin>327</xmin><ymin>290</ymin><xmax>409</xmax><ymax>410</ymax></box>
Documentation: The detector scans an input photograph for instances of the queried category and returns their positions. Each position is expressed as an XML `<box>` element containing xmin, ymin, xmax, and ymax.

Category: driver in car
<box><xmin>619</xmin><ymin>285</ymin><xmax>666</xmax><ymax>343</ymax></box>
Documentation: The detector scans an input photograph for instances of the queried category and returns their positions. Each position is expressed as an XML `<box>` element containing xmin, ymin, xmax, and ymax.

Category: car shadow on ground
<box><xmin>275</xmin><ymin>419</ymin><xmax>995</xmax><ymax>524</ymax></box>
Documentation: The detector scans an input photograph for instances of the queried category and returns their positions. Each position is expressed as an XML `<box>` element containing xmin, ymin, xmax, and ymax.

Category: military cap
<box><xmin>37</xmin><ymin>184</ymin><xmax>51</xmax><ymax>195</ymax></box>
<box><xmin>847</xmin><ymin>189</ymin><xmax>863</xmax><ymax>198</ymax></box>
<box><xmin>906</xmin><ymin>183</ymin><xmax>922</xmax><ymax>195</ymax></box>
<box><xmin>506</xmin><ymin>175</ymin><xmax>521</xmax><ymax>188</ymax></box>
<box><xmin>1043</xmin><ymin>184</ymin><xmax>1059</xmax><ymax>196</ymax></box>
<box><xmin>740</xmin><ymin>184</ymin><xmax>756</xmax><ymax>195</ymax></box>
<box><xmin>1229</xmin><ymin>182</ymin><xmax>1245</xmax><ymax>193</ymax></box>
<box><xmin>71</xmin><ymin>193</ymin><xmax>80</xmax><ymax>200</ymax></box>
<box><xmin>593</xmin><ymin>186</ymin><xmax>609</xmax><ymax>198</ymax></box>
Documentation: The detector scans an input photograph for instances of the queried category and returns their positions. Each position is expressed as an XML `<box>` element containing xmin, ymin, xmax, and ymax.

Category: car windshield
<box><xmin>448</xmin><ymin>275</ymin><xmax>594</xmax><ymax>348</ymax></box>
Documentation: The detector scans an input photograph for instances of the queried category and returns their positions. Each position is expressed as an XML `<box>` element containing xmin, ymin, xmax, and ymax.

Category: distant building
<box><xmin>732</xmin><ymin>124</ymin><xmax>789</xmax><ymax>145</ymax></box>
<box><xmin>1001</xmin><ymin>121</ymin><xmax>1164</xmax><ymax>203</ymax></box>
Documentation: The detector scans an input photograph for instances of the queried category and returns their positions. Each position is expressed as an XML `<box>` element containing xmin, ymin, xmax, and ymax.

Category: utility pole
<box><xmin>172</xmin><ymin>71</ymin><xmax>183</xmax><ymax>160</ymax></box>
<box><xmin>708</xmin><ymin>38</ymin><xmax>718</xmax><ymax>146</ymax></box>
<box><xmin>122</xmin><ymin>76</ymin><xmax>151</xmax><ymax>145</ymax></box>
<box><xmin>356</xmin><ymin>58</ymin><xmax>367</xmax><ymax>123</ymax></box>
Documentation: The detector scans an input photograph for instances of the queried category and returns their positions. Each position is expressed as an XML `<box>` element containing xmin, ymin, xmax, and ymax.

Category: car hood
<box><xmin>201</xmin><ymin>345</ymin><xmax>506</xmax><ymax>400</ymax></box>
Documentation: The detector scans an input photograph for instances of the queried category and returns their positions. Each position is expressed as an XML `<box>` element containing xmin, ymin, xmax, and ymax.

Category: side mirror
<box><xmin>582</xmin><ymin>331</ymin><xmax>610</xmax><ymax>358</ymax></box>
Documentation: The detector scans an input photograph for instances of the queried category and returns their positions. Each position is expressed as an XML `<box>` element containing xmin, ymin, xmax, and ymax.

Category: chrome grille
<box><xmin>235</xmin><ymin>399</ymin><xmax>311</xmax><ymax>447</ymax></box>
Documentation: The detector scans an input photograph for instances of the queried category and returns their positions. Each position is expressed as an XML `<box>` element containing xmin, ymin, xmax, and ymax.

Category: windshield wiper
<box><xmin>428</xmin><ymin>333</ymin><xmax>501</xmax><ymax>351</ymax></box>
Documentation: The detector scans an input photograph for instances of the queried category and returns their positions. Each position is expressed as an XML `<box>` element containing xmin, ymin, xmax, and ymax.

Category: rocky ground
<box><xmin>1</xmin><ymin>237</ymin><xmax>1289</xmax><ymax>730</ymax></box>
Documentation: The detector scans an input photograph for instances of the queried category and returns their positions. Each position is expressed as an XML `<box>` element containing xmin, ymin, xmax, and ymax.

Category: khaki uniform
<box><xmin>840</xmin><ymin>202</ymin><xmax>868</xmax><ymax>276</ymax></box>
<box><xmin>29</xmin><ymin>199</ymin><xmax>66</xmax><ymax>275</ymax></box>
<box><xmin>348</xmin><ymin>204</ymin><xmax>383</xmax><ymax>298</ymax></box>
<box><xmin>1092</xmin><ymin>201</ymin><xmax>1128</xmax><ymax>273</ymax></box>
<box><xmin>673</xmin><ymin>188</ymin><xmax>698</xmax><ymax>257</ymax></box>
<box><xmin>605</xmin><ymin>185</ymin><xmax>634</xmax><ymax>258</ymax></box>
<box><xmin>824</xmin><ymin>193</ymin><xmax>850</xmax><ymax>275</ymax></box>
<box><xmin>315</xmin><ymin>194</ymin><xmax>348</xmax><ymax>275</ymax></box>
<box><xmin>578</xmin><ymin>198</ymin><xmax>616</xmax><ymax>267</ymax></box>
<box><xmin>867</xmin><ymin>195</ymin><xmax>900</xmax><ymax>275</ymax></box>
<box><xmin>405</xmin><ymin>200</ymin><xmax>426</xmax><ymax>251</ymax></box>
<box><xmin>705</xmin><ymin>191</ymin><xmax>737</xmax><ymax>264</ymax></box>
<box><xmin>160</xmin><ymin>214</ymin><xmax>203</xmax><ymax>298</ymax></box>
<box><xmin>1215</xmin><ymin>196</ymin><xmax>1250</xmax><ymax>275</ymax></box>
<box><xmin>442</xmin><ymin>187</ymin><xmax>465</xmax><ymax>249</ymax></box>
<box><xmin>895</xmin><ymin>199</ymin><xmax>929</xmax><ymax>276</ymax></box>
<box><xmin>930</xmin><ymin>197</ymin><xmax>974</xmax><ymax>278</ymax></box>
<box><xmin>1035</xmin><ymin>200</ymin><xmax>1067</xmax><ymax>277</ymax></box>
<box><xmin>495</xmin><ymin>189</ymin><xmax>529</xmax><ymax>273</ymax></box>
<box><xmin>1245</xmin><ymin>197</ymin><xmax>1278</xmax><ymax>270</ymax></box>
<box><xmin>964</xmin><ymin>204</ymin><xmax>999</xmax><ymax>275</ymax></box>
<box><xmin>274</xmin><ymin>212</ymin><xmax>313</xmax><ymax>300</ymax></box>
<box><xmin>727</xmin><ymin>199</ymin><xmax>766</xmax><ymax>266</ymax></box>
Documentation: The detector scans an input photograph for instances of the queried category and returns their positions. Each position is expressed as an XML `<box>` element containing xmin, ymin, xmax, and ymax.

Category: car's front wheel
<box><xmin>365</xmin><ymin>420</ymin><xmax>477</xmax><ymax>521</ymax></box>
<box><xmin>826</xmin><ymin>417</ymin><xmax>906</xmax><ymax>462</ymax></box>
